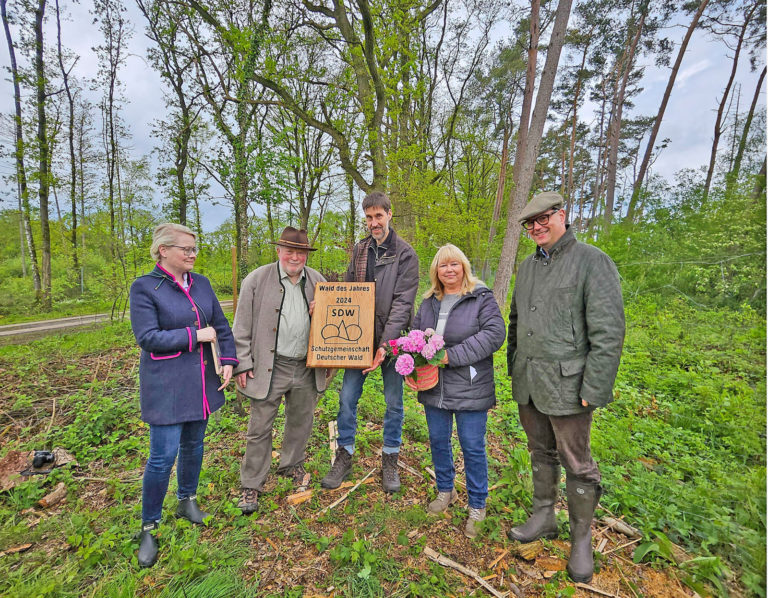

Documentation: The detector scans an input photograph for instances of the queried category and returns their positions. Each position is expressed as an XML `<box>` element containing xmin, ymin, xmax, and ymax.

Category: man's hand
<box><xmin>362</xmin><ymin>347</ymin><xmax>386</xmax><ymax>374</ymax></box>
<box><xmin>581</xmin><ymin>399</ymin><xmax>588</xmax><ymax>407</ymax></box>
<box><xmin>309</xmin><ymin>300</ymin><xmax>316</xmax><ymax>316</ymax></box>
<box><xmin>236</xmin><ymin>370</ymin><xmax>255</xmax><ymax>389</ymax></box>
<box><xmin>217</xmin><ymin>365</ymin><xmax>233</xmax><ymax>391</ymax></box>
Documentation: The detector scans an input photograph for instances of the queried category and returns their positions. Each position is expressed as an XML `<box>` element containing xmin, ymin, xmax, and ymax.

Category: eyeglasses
<box><xmin>166</xmin><ymin>245</ymin><xmax>199</xmax><ymax>256</ymax></box>
<box><xmin>522</xmin><ymin>210</ymin><xmax>559</xmax><ymax>231</ymax></box>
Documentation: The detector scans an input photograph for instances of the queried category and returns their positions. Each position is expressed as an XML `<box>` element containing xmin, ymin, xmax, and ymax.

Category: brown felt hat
<box><xmin>518</xmin><ymin>191</ymin><xmax>565</xmax><ymax>223</ymax></box>
<box><xmin>271</xmin><ymin>226</ymin><xmax>317</xmax><ymax>251</ymax></box>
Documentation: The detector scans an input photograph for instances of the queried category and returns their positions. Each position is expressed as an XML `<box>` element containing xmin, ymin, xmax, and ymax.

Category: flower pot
<box><xmin>405</xmin><ymin>364</ymin><xmax>439</xmax><ymax>391</ymax></box>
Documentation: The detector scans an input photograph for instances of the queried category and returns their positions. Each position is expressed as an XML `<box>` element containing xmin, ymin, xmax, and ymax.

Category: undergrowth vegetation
<box><xmin>0</xmin><ymin>296</ymin><xmax>765</xmax><ymax>596</ymax></box>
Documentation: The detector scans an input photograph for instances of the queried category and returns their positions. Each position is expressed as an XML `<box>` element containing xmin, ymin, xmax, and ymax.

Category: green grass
<box><xmin>0</xmin><ymin>297</ymin><xmax>764</xmax><ymax>596</ymax></box>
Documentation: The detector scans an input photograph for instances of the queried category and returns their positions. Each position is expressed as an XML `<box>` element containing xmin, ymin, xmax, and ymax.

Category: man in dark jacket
<box><xmin>321</xmin><ymin>191</ymin><xmax>419</xmax><ymax>493</ymax></box>
<box><xmin>506</xmin><ymin>191</ymin><xmax>625</xmax><ymax>583</ymax></box>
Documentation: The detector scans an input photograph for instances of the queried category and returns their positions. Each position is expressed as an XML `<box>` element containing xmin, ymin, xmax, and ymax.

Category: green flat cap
<box><xmin>518</xmin><ymin>191</ymin><xmax>564</xmax><ymax>223</ymax></box>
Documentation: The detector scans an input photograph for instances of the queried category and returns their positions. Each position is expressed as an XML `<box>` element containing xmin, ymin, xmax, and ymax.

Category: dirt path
<box><xmin>0</xmin><ymin>300</ymin><xmax>234</xmax><ymax>342</ymax></box>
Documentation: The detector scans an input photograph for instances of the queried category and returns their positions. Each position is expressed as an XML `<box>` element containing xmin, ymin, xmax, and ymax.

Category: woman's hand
<box><xmin>237</xmin><ymin>370</ymin><xmax>255</xmax><ymax>389</ymax></box>
<box><xmin>196</xmin><ymin>326</ymin><xmax>217</xmax><ymax>343</ymax></box>
<box><xmin>440</xmin><ymin>351</ymin><xmax>449</xmax><ymax>365</ymax></box>
<box><xmin>217</xmin><ymin>365</ymin><xmax>233</xmax><ymax>390</ymax></box>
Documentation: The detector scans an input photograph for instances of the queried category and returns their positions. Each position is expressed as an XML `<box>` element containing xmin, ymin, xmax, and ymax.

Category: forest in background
<box><xmin>0</xmin><ymin>0</ymin><xmax>764</xmax><ymax>317</ymax></box>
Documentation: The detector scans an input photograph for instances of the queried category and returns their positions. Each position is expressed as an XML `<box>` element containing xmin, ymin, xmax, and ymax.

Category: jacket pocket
<box><xmin>559</xmin><ymin>356</ymin><xmax>586</xmax><ymax>403</ymax></box>
<box><xmin>150</xmin><ymin>351</ymin><xmax>182</xmax><ymax>360</ymax></box>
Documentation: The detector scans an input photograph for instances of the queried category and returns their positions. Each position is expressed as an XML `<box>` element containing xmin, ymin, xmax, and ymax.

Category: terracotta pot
<box><xmin>404</xmin><ymin>364</ymin><xmax>439</xmax><ymax>391</ymax></box>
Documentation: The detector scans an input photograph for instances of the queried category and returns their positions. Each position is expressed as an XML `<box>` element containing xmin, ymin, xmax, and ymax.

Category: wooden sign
<box><xmin>307</xmin><ymin>282</ymin><xmax>375</xmax><ymax>369</ymax></box>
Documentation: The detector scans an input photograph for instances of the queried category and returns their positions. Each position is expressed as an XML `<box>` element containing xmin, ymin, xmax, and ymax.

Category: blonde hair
<box><xmin>150</xmin><ymin>223</ymin><xmax>196</xmax><ymax>261</ymax></box>
<box><xmin>424</xmin><ymin>244</ymin><xmax>480</xmax><ymax>300</ymax></box>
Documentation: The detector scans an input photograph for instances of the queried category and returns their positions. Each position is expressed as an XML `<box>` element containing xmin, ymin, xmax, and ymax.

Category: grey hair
<box><xmin>150</xmin><ymin>223</ymin><xmax>196</xmax><ymax>261</ymax></box>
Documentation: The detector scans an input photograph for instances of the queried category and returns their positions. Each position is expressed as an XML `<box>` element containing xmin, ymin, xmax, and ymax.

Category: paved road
<box><xmin>0</xmin><ymin>300</ymin><xmax>234</xmax><ymax>341</ymax></box>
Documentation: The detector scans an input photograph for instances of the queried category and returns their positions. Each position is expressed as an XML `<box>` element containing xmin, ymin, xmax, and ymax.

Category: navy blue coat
<box><xmin>412</xmin><ymin>285</ymin><xmax>506</xmax><ymax>411</ymax></box>
<box><xmin>129</xmin><ymin>264</ymin><xmax>238</xmax><ymax>425</ymax></box>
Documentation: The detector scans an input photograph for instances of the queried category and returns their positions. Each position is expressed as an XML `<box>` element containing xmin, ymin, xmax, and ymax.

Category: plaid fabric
<box><xmin>353</xmin><ymin>237</ymin><xmax>373</xmax><ymax>282</ymax></box>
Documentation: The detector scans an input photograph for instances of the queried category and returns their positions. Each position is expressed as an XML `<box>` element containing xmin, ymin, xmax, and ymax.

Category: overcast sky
<box><xmin>0</xmin><ymin>1</ymin><xmax>764</xmax><ymax>232</ymax></box>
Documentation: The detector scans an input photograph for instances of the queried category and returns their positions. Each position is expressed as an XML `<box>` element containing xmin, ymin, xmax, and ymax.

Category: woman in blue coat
<box><xmin>410</xmin><ymin>244</ymin><xmax>506</xmax><ymax>538</ymax></box>
<box><xmin>129</xmin><ymin>223</ymin><xmax>237</xmax><ymax>568</ymax></box>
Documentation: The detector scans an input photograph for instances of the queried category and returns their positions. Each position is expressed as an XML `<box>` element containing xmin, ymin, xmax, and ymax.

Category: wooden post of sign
<box><xmin>307</xmin><ymin>282</ymin><xmax>375</xmax><ymax>369</ymax></box>
<box><xmin>231</xmin><ymin>246</ymin><xmax>238</xmax><ymax>316</ymax></box>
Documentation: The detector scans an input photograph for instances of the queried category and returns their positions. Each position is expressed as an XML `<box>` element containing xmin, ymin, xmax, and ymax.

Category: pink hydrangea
<box><xmin>429</xmin><ymin>334</ymin><xmax>445</xmax><ymax>351</ymax></box>
<box><xmin>420</xmin><ymin>342</ymin><xmax>437</xmax><ymax>360</ymax></box>
<box><xmin>407</xmin><ymin>329</ymin><xmax>426</xmax><ymax>352</ymax></box>
<box><xmin>395</xmin><ymin>353</ymin><xmax>415</xmax><ymax>376</ymax></box>
<box><xmin>424</xmin><ymin>328</ymin><xmax>436</xmax><ymax>336</ymax></box>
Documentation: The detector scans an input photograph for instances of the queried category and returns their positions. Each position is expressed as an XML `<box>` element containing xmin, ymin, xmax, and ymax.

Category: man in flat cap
<box><xmin>232</xmin><ymin>227</ymin><xmax>329</xmax><ymax>514</ymax></box>
<box><xmin>506</xmin><ymin>192</ymin><xmax>625</xmax><ymax>583</ymax></box>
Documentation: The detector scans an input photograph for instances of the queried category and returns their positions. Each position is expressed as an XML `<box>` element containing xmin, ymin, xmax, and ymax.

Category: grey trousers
<box><xmin>240</xmin><ymin>356</ymin><xmax>319</xmax><ymax>490</ymax></box>
<box><xmin>518</xmin><ymin>400</ymin><xmax>601</xmax><ymax>484</ymax></box>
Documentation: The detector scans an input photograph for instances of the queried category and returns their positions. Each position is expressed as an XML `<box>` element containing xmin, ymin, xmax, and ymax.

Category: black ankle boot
<box><xmin>176</xmin><ymin>495</ymin><xmax>210</xmax><ymax>525</ymax></box>
<box><xmin>137</xmin><ymin>521</ymin><xmax>159</xmax><ymax>568</ymax></box>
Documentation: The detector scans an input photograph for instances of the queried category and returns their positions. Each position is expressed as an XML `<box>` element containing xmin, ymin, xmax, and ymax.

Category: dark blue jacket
<box><xmin>412</xmin><ymin>285</ymin><xmax>506</xmax><ymax>411</ymax></box>
<box><xmin>129</xmin><ymin>264</ymin><xmax>238</xmax><ymax>425</ymax></box>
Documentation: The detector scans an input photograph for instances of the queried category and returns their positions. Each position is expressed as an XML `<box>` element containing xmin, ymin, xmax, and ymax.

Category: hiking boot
<box><xmin>238</xmin><ymin>487</ymin><xmax>259</xmax><ymax>515</ymax></box>
<box><xmin>566</xmin><ymin>478</ymin><xmax>602</xmax><ymax>583</ymax></box>
<box><xmin>176</xmin><ymin>495</ymin><xmax>210</xmax><ymax>525</ymax></box>
<box><xmin>320</xmin><ymin>447</ymin><xmax>353</xmax><ymax>489</ymax></box>
<box><xmin>137</xmin><ymin>521</ymin><xmax>159</xmax><ymax>568</ymax></box>
<box><xmin>427</xmin><ymin>489</ymin><xmax>458</xmax><ymax>514</ymax></box>
<box><xmin>508</xmin><ymin>461</ymin><xmax>560</xmax><ymax>543</ymax></box>
<box><xmin>279</xmin><ymin>463</ymin><xmax>311</xmax><ymax>490</ymax></box>
<box><xmin>465</xmin><ymin>507</ymin><xmax>486</xmax><ymax>539</ymax></box>
<box><xmin>381</xmin><ymin>452</ymin><xmax>401</xmax><ymax>493</ymax></box>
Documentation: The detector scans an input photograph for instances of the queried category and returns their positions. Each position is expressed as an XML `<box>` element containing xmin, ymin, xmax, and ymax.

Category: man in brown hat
<box><xmin>506</xmin><ymin>192</ymin><xmax>625</xmax><ymax>583</ymax></box>
<box><xmin>232</xmin><ymin>227</ymin><xmax>329</xmax><ymax>514</ymax></box>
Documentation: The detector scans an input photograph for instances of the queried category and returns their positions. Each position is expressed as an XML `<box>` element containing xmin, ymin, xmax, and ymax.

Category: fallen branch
<box><xmin>316</xmin><ymin>468</ymin><xmax>376</xmax><ymax>516</ymax></box>
<box><xmin>488</xmin><ymin>549</ymin><xmax>510</xmax><ymax>569</ymax></box>
<box><xmin>574</xmin><ymin>583</ymin><xmax>617</xmax><ymax>597</ymax></box>
<box><xmin>603</xmin><ymin>536</ymin><xmax>642</xmax><ymax>555</ymax></box>
<box><xmin>0</xmin><ymin>543</ymin><xmax>33</xmax><ymax>557</ymax></box>
<box><xmin>38</xmin><ymin>482</ymin><xmax>67</xmax><ymax>508</ymax></box>
<box><xmin>328</xmin><ymin>421</ymin><xmax>337</xmax><ymax>460</ymax></box>
<box><xmin>600</xmin><ymin>517</ymin><xmax>641</xmax><ymax>539</ymax></box>
<box><xmin>44</xmin><ymin>397</ymin><xmax>56</xmax><ymax>437</ymax></box>
<box><xmin>286</xmin><ymin>477</ymin><xmax>376</xmax><ymax>506</ymax></box>
<box><xmin>423</xmin><ymin>546</ymin><xmax>518</xmax><ymax>598</ymax></box>
<box><xmin>397</xmin><ymin>460</ymin><xmax>422</xmax><ymax>478</ymax></box>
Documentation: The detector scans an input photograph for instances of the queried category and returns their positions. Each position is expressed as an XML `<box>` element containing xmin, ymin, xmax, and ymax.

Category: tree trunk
<box><xmin>55</xmin><ymin>0</ymin><xmax>79</xmax><ymax>275</ymax></box>
<box><xmin>604</xmin><ymin>10</ymin><xmax>646</xmax><ymax>233</ymax></box>
<box><xmin>35</xmin><ymin>0</ymin><xmax>52</xmax><ymax>310</ymax></box>
<box><xmin>726</xmin><ymin>65</ymin><xmax>766</xmax><ymax>196</ymax></box>
<box><xmin>2</xmin><ymin>0</ymin><xmax>41</xmax><ymax>293</ymax></box>
<box><xmin>482</xmin><ymin>122</ymin><xmax>510</xmax><ymax>280</ymax></box>
<box><xmin>493</xmin><ymin>0</ymin><xmax>573</xmax><ymax>309</ymax></box>
<box><xmin>628</xmin><ymin>0</ymin><xmax>709</xmax><ymax>221</ymax></box>
<box><xmin>703</xmin><ymin>2</ymin><xmax>756</xmax><ymax>201</ymax></box>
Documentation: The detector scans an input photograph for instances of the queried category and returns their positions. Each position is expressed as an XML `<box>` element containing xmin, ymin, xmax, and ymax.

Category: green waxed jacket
<box><xmin>507</xmin><ymin>227</ymin><xmax>625</xmax><ymax>416</ymax></box>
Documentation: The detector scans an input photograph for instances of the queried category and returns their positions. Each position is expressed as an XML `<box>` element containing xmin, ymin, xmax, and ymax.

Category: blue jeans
<box><xmin>337</xmin><ymin>358</ymin><xmax>404</xmax><ymax>453</ymax></box>
<box><xmin>424</xmin><ymin>405</ymin><xmax>488</xmax><ymax>509</ymax></box>
<box><xmin>142</xmin><ymin>419</ymin><xmax>208</xmax><ymax>522</ymax></box>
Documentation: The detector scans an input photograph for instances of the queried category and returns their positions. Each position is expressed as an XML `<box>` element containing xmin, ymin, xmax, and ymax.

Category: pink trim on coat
<box><xmin>156</xmin><ymin>262</ymin><xmax>211</xmax><ymax>419</ymax></box>
<box><xmin>150</xmin><ymin>351</ymin><xmax>182</xmax><ymax>360</ymax></box>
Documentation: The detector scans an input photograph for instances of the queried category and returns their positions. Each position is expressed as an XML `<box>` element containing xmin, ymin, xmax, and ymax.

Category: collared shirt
<box><xmin>366</xmin><ymin>228</ymin><xmax>393</xmax><ymax>282</ymax></box>
<box><xmin>276</xmin><ymin>264</ymin><xmax>310</xmax><ymax>359</ymax></box>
